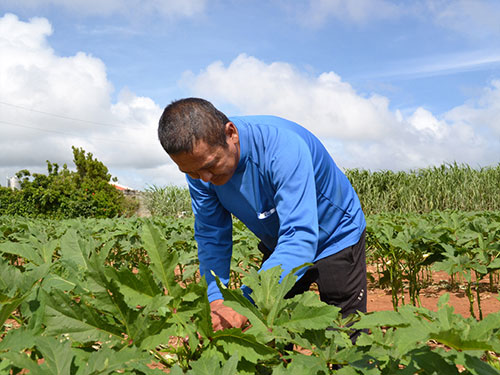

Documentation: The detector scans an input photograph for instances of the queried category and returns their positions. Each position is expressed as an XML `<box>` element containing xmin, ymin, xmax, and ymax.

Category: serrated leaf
<box><xmin>78</xmin><ymin>346</ymin><xmax>151</xmax><ymax>375</ymax></box>
<box><xmin>215</xmin><ymin>275</ymin><xmax>268</xmax><ymax>337</ymax></box>
<box><xmin>0</xmin><ymin>294</ymin><xmax>27</xmax><ymax>329</ymax></box>
<box><xmin>212</xmin><ymin>328</ymin><xmax>277</xmax><ymax>363</ymax></box>
<box><xmin>407</xmin><ymin>346</ymin><xmax>461</xmax><ymax>375</ymax></box>
<box><xmin>141</xmin><ymin>221</ymin><xmax>182</xmax><ymax>298</ymax></box>
<box><xmin>462</xmin><ymin>352</ymin><xmax>500</xmax><ymax>375</ymax></box>
<box><xmin>59</xmin><ymin>228</ymin><xmax>90</xmax><ymax>272</ymax></box>
<box><xmin>42</xmin><ymin>274</ymin><xmax>78</xmax><ymax>292</ymax></box>
<box><xmin>353</xmin><ymin>310</ymin><xmax>411</xmax><ymax>330</ymax></box>
<box><xmin>468</xmin><ymin>311</ymin><xmax>500</xmax><ymax>341</ymax></box>
<box><xmin>430</xmin><ymin>330</ymin><xmax>495</xmax><ymax>352</ymax></box>
<box><xmin>138</xmin><ymin>325</ymin><xmax>177</xmax><ymax>349</ymax></box>
<box><xmin>271</xmin><ymin>364</ymin><xmax>288</xmax><ymax>375</ymax></box>
<box><xmin>0</xmin><ymin>261</ymin><xmax>50</xmax><ymax>328</ymax></box>
<box><xmin>43</xmin><ymin>289</ymin><xmax>124</xmax><ymax>343</ymax></box>
<box><xmin>240</xmin><ymin>267</ymin><xmax>286</xmax><ymax>318</ymax></box>
<box><xmin>1</xmin><ymin>351</ymin><xmax>53</xmax><ymax>375</ymax></box>
<box><xmin>187</xmin><ymin>354</ymin><xmax>239</xmax><ymax>375</ymax></box>
<box><xmin>334</xmin><ymin>366</ymin><xmax>362</xmax><ymax>375</ymax></box>
<box><xmin>278</xmin><ymin>291</ymin><xmax>340</xmax><ymax>331</ymax></box>
<box><xmin>0</xmin><ymin>328</ymin><xmax>39</xmax><ymax>351</ymax></box>
<box><xmin>220</xmin><ymin>354</ymin><xmax>239</xmax><ymax>375</ymax></box>
<box><xmin>239</xmin><ymin>264</ymin><xmax>309</xmax><ymax>327</ymax></box>
<box><xmin>105</xmin><ymin>264</ymin><xmax>162</xmax><ymax>307</ymax></box>
<box><xmin>283</xmin><ymin>352</ymin><xmax>329</xmax><ymax>374</ymax></box>
<box><xmin>34</xmin><ymin>336</ymin><xmax>74</xmax><ymax>375</ymax></box>
<box><xmin>84</xmin><ymin>255</ymin><xmax>146</xmax><ymax>340</ymax></box>
<box><xmin>267</xmin><ymin>264</ymin><xmax>309</xmax><ymax>324</ymax></box>
<box><xmin>0</xmin><ymin>242</ymin><xmax>44</xmax><ymax>265</ymax></box>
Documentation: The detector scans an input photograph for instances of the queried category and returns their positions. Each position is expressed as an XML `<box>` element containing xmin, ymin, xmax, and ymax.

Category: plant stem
<box><xmin>475</xmin><ymin>271</ymin><xmax>483</xmax><ymax>320</ymax></box>
<box><xmin>466</xmin><ymin>281</ymin><xmax>476</xmax><ymax>320</ymax></box>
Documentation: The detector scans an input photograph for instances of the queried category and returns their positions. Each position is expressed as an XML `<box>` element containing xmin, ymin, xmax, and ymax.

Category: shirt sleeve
<box><xmin>260</xmin><ymin>132</ymin><xmax>319</xmax><ymax>281</ymax></box>
<box><xmin>187</xmin><ymin>176</ymin><xmax>233</xmax><ymax>302</ymax></box>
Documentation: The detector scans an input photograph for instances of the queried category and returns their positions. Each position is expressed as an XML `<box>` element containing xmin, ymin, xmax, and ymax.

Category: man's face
<box><xmin>170</xmin><ymin>122</ymin><xmax>240</xmax><ymax>186</ymax></box>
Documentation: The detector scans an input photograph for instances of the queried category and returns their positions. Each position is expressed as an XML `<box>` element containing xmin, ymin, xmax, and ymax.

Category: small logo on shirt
<box><xmin>257</xmin><ymin>208</ymin><xmax>276</xmax><ymax>219</ymax></box>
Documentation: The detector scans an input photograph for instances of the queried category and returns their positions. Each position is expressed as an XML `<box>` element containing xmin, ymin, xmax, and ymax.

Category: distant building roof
<box><xmin>110</xmin><ymin>182</ymin><xmax>135</xmax><ymax>192</ymax></box>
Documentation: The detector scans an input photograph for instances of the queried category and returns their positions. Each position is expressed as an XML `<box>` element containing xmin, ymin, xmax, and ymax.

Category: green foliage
<box><xmin>1</xmin><ymin>215</ymin><xmax>500</xmax><ymax>373</ymax></box>
<box><xmin>366</xmin><ymin>211</ymin><xmax>500</xmax><ymax>315</ymax></box>
<box><xmin>0</xmin><ymin>146</ymin><xmax>126</xmax><ymax>218</ymax></box>
<box><xmin>143</xmin><ymin>184</ymin><xmax>192</xmax><ymax>217</ymax></box>
<box><xmin>346</xmin><ymin>162</ymin><xmax>500</xmax><ymax>214</ymax></box>
<box><xmin>142</xmin><ymin>163</ymin><xmax>500</xmax><ymax>218</ymax></box>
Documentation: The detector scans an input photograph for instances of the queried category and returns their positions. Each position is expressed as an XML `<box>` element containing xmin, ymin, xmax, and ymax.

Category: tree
<box><xmin>0</xmin><ymin>147</ymin><xmax>127</xmax><ymax>218</ymax></box>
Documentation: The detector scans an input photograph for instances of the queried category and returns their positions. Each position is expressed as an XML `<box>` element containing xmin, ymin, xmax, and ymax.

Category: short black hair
<box><xmin>158</xmin><ymin>98</ymin><xmax>230</xmax><ymax>154</ymax></box>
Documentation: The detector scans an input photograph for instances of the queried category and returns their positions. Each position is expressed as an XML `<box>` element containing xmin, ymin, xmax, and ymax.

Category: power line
<box><xmin>0</xmin><ymin>100</ymin><xmax>145</xmax><ymax>130</ymax></box>
<box><xmin>0</xmin><ymin>120</ymin><xmax>130</xmax><ymax>144</ymax></box>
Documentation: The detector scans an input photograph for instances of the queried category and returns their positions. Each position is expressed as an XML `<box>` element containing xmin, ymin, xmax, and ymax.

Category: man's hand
<box><xmin>210</xmin><ymin>299</ymin><xmax>248</xmax><ymax>331</ymax></box>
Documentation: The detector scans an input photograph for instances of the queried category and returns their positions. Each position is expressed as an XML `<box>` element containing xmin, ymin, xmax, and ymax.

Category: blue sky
<box><xmin>1</xmin><ymin>0</ymin><xmax>500</xmax><ymax>189</ymax></box>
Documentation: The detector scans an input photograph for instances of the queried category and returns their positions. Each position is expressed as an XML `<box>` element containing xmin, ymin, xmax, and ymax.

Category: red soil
<box><xmin>367</xmin><ymin>268</ymin><xmax>500</xmax><ymax>318</ymax></box>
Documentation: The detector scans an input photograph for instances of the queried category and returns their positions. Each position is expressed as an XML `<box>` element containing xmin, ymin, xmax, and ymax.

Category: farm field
<box><xmin>1</xmin><ymin>213</ymin><xmax>500</xmax><ymax>374</ymax></box>
<box><xmin>367</xmin><ymin>268</ymin><xmax>500</xmax><ymax>319</ymax></box>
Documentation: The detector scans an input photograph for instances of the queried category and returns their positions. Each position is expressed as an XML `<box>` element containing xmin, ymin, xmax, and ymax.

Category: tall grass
<box><xmin>143</xmin><ymin>163</ymin><xmax>500</xmax><ymax>216</ymax></box>
<box><xmin>346</xmin><ymin>162</ymin><xmax>500</xmax><ymax>214</ymax></box>
<box><xmin>143</xmin><ymin>184</ymin><xmax>192</xmax><ymax>217</ymax></box>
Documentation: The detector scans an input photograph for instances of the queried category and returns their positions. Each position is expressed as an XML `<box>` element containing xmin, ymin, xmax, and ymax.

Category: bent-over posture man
<box><xmin>157</xmin><ymin>98</ymin><xmax>367</xmax><ymax>332</ymax></box>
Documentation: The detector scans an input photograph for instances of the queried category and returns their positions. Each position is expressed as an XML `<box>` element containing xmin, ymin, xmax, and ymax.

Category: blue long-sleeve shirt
<box><xmin>187</xmin><ymin>115</ymin><xmax>366</xmax><ymax>302</ymax></box>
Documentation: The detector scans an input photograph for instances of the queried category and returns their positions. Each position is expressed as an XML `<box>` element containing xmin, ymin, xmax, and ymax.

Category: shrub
<box><xmin>0</xmin><ymin>146</ymin><xmax>126</xmax><ymax>218</ymax></box>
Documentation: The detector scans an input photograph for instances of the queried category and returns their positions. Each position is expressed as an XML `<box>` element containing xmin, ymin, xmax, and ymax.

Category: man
<box><xmin>158</xmin><ymin>98</ymin><xmax>367</xmax><ymax>331</ymax></box>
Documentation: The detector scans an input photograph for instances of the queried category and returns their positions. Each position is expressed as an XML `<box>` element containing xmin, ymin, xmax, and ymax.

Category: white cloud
<box><xmin>302</xmin><ymin>0</ymin><xmax>402</xmax><ymax>26</ymax></box>
<box><xmin>424</xmin><ymin>0</ymin><xmax>500</xmax><ymax>37</ymax></box>
<box><xmin>0</xmin><ymin>0</ymin><xmax>206</xmax><ymax>18</ymax></box>
<box><xmin>366</xmin><ymin>50</ymin><xmax>500</xmax><ymax>81</ymax></box>
<box><xmin>293</xmin><ymin>0</ymin><xmax>500</xmax><ymax>37</ymax></box>
<box><xmin>182</xmin><ymin>54</ymin><xmax>397</xmax><ymax>141</ymax></box>
<box><xmin>444</xmin><ymin>80</ymin><xmax>500</xmax><ymax>137</ymax></box>
<box><xmin>181</xmin><ymin>53</ymin><xmax>500</xmax><ymax>171</ymax></box>
<box><xmin>1</xmin><ymin>12</ymin><xmax>498</xmax><ymax>191</ymax></box>
<box><xmin>0</xmin><ymin>13</ymin><xmax>180</xmax><ymax>189</ymax></box>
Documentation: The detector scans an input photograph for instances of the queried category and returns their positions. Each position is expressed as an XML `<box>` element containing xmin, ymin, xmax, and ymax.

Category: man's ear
<box><xmin>225</xmin><ymin>122</ymin><xmax>239</xmax><ymax>144</ymax></box>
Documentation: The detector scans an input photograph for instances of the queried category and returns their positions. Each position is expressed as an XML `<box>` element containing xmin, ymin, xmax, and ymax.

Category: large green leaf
<box><xmin>59</xmin><ymin>228</ymin><xmax>90</xmax><ymax>272</ymax></box>
<box><xmin>104</xmin><ymin>263</ymin><xmax>162</xmax><ymax>309</ymax></box>
<box><xmin>215</xmin><ymin>274</ymin><xmax>269</xmax><ymax>340</ymax></box>
<box><xmin>83</xmin><ymin>254</ymin><xmax>172</xmax><ymax>346</ymax></box>
<box><xmin>187</xmin><ymin>353</ymin><xmax>239</xmax><ymax>375</ymax></box>
<box><xmin>277</xmin><ymin>291</ymin><xmax>340</xmax><ymax>331</ymax></box>
<box><xmin>212</xmin><ymin>328</ymin><xmax>277</xmax><ymax>363</ymax></box>
<box><xmin>238</xmin><ymin>264</ymin><xmax>309</xmax><ymax>327</ymax></box>
<box><xmin>141</xmin><ymin>221</ymin><xmax>182</xmax><ymax>298</ymax></box>
<box><xmin>0</xmin><ymin>327</ymin><xmax>38</xmax><ymax>352</ymax></box>
<box><xmin>405</xmin><ymin>346</ymin><xmax>459</xmax><ymax>375</ymax></box>
<box><xmin>461</xmin><ymin>352</ymin><xmax>500</xmax><ymax>375</ymax></box>
<box><xmin>0</xmin><ymin>261</ymin><xmax>50</xmax><ymax>328</ymax></box>
<box><xmin>75</xmin><ymin>346</ymin><xmax>153</xmax><ymax>375</ymax></box>
<box><xmin>1</xmin><ymin>336</ymin><xmax>74</xmax><ymax>375</ymax></box>
<box><xmin>43</xmin><ymin>288</ymin><xmax>124</xmax><ymax>343</ymax></box>
<box><xmin>1</xmin><ymin>351</ymin><xmax>53</xmax><ymax>375</ymax></box>
<box><xmin>281</xmin><ymin>352</ymin><xmax>329</xmax><ymax>374</ymax></box>
<box><xmin>34</xmin><ymin>336</ymin><xmax>75</xmax><ymax>375</ymax></box>
<box><xmin>0</xmin><ymin>242</ymin><xmax>44</xmax><ymax>265</ymax></box>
